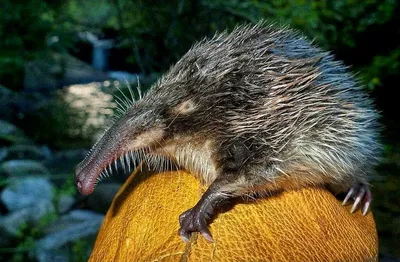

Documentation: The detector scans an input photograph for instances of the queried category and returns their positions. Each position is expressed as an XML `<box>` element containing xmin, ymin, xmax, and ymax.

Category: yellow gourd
<box><xmin>90</xmin><ymin>169</ymin><xmax>378</xmax><ymax>261</ymax></box>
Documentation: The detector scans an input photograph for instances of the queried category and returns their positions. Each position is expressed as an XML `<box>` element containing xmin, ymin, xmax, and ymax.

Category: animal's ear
<box><xmin>170</xmin><ymin>99</ymin><xmax>197</xmax><ymax>115</ymax></box>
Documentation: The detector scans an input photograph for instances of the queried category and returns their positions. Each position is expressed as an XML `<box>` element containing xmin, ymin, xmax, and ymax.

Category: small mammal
<box><xmin>75</xmin><ymin>22</ymin><xmax>381</xmax><ymax>242</ymax></box>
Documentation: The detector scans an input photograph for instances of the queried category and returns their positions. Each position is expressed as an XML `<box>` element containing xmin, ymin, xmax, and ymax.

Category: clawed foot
<box><xmin>178</xmin><ymin>206</ymin><xmax>214</xmax><ymax>243</ymax></box>
<box><xmin>342</xmin><ymin>183</ymin><xmax>372</xmax><ymax>215</ymax></box>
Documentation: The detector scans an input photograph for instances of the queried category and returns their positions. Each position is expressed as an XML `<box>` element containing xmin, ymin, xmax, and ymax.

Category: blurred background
<box><xmin>0</xmin><ymin>0</ymin><xmax>399</xmax><ymax>261</ymax></box>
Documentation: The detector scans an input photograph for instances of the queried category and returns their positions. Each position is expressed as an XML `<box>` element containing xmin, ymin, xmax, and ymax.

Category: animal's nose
<box><xmin>76</xmin><ymin>176</ymin><xmax>83</xmax><ymax>193</ymax></box>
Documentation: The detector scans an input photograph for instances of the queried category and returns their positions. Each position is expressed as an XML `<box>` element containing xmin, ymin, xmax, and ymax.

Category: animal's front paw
<box><xmin>178</xmin><ymin>206</ymin><xmax>214</xmax><ymax>243</ymax></box>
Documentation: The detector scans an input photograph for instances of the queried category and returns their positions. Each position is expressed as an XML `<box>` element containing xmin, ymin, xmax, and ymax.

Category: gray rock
<box><xmin>0</xmin><ymin>147</ymin><xmax>7</xmax><ymax>162</ymax></box>
<box><xmin>24</xmin><ymin>53</ymin><xmax>110</xmax><ymax>92</ymax></box>
<box><xmin>0</xmin><ymin>85</ymin><xmax>17</xmax><ymax>120</ymax></box>
<box><xmin>0</xmin><ymin>119</ymin><xmax>18</xmax><ymax>135</ymax></box>
<box><xmin>0</xmin><ymin>201</ymin><xmax>55</xmax><ymax>236</ymax></box>
<box><xmin>1</xmin><ymin>178</ymin><xmax>54</xmax><ymax>211</ymax></box>
<box><xmin>0</xmin><ymin>178</ymin><xmax>55</xmax><ymax>235</ymax></box>
<box><xmin>57</xmin><ymin>195</ymin><xmax>75</xmax><ymax>213</ymax></box>
<box><xmin>0</xmin><ymin>209</ymin><xmax>31</xmax><ymax>236</ymax></box>
<box><xmin>108</xmin><ymin>71</ymin><xmax>139</xmax><ymax>83</ymax></box>
<box><xmin>5</xmin><ymin>145</ymin><xmax>52</xmax><ymax>161</ymax></box>
<box><xmin>33</xmin><ymin>248</ymin><xmax>71</xmax><ymax>262</ymax></box>
<box><xmin>35</xmin><ymin>210</ymin><xmax>103</xmax><ymax>262</ymax></box>
<box><xmin>0</xmin><ymin>160</ymin><xmax>50</xmax><ymax>177</ymax></box>
<box><xmin>42</xmin><ymin>210</ymin><xmax>104</xmax><ymax>236</ymax></box>
<box><xmin>0</xmin><ymin>120</ymin><xmax>30</xmax><ymax>144</ymax></box>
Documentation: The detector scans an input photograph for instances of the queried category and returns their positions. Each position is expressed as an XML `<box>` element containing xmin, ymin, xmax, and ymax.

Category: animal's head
<box><xmin>75</xmin><ymin>61</ymin><xmax>228</xmax><ymax>195</ymax></box>
<box><xmin>76</xmin><ymin>84</ymin><xmax>197</xmax><ymax>195</ymax></box>
<box><xmin>75</xmin><ymin>24</ymin><xmax>274</xmax><ymax>195</ymax></box>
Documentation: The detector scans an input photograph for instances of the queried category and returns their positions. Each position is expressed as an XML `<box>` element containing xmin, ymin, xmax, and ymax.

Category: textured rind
<box><xmin>90</xmin><ymin>169</ymin><xmax>378</xmax><ymax>262</ymax></box>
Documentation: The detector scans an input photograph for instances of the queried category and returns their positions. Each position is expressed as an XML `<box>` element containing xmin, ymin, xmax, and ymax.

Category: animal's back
<box><xmin>163</xmin><ymin>23</ymin><xmax>381</xmax><ymax>193</ymax></box>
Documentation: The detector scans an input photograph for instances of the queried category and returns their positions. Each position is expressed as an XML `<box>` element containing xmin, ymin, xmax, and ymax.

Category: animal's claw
<box><xmin>342</xmin><ymin>183</ymin><xmax>372</xmax><ymax>215</ymax></box>
<box><xmin>178</xmin><ymin>207</ymin><xmax>214</xmax><ymax>243</ymax></box>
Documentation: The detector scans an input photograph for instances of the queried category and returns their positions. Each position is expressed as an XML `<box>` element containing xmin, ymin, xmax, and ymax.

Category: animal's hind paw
<box><xmin>178</xmin><ymin>206</ymin><xmax>214</xmax><ymax>243</ymax></box>
<box><xmin>342</xmin><ymin>183</ymin><xmax>372</xmax><ymax>215</ymax></box>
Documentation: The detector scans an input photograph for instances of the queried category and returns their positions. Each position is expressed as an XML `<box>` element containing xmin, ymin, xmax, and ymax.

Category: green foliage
<box><xmin>56</xmin><ymin>175</ymin><xmax>77</xmax><ymax>197</ymax></box>
<box><xmin>71</xmin><ymin>238</ymin><xmax>94</xmax><ymax>262</ymax></box>
<box><xmin>1</xmin><ymin>0</ymin><xmax>397</xmax><ymax>92</ymax></box>
<box><xmin>8</xmin><ymin>235</ymin><xmax>36</xmax><ymax>262</ymax></box>
<box><xmin>80</xmin><ymin>0</ymin><xmax>398</xmax><ymax>88</ymax></box>
<box><xmin>360</xmin><ymin>49</ymin><xmax>400</xmax><ymax>90</ymax></box>
<box><xmin>0</xmin><ymin>0</ymin><xmax>68</xmax><ymax>90</ymax></box>
<box><xmin>24</xmin><ymin>94</ymin><xmax>91</xmax><ymax>147</ymax></box>
<box><xmin>3</xmin><ymin>211</ymin><xmax>57</xmax><ymax>262</ymax></box>
<box><xmin>0</xmin><ymin>0</ymin><xmax>52</xmax><ymax>87</ymax></box>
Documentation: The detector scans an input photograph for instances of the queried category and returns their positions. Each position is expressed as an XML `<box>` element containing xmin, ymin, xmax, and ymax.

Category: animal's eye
<box><xmin>171</xmin><ymin>99</ymin><xmax>196</xmax><ymax>115</ymax></box>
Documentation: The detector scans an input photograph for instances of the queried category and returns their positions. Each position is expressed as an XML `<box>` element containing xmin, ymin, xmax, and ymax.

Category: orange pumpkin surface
<box><xmin>90</xmin><ymin>169</ymin><xmax>378</xmax><ymax>262</ymax></box>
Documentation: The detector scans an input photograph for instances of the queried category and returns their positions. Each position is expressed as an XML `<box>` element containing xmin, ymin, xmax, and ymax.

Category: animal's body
<box><xmin>75</xmin><ymin>22</ymin><xmax>381</xmax><ymax>242</ymax></box>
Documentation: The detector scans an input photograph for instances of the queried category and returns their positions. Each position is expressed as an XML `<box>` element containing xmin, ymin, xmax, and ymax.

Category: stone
<box><xmin>24</xmin><ymin>53</ymin><xmax>110</xmax><ymax>92</ymax></box>
<box><xmin>1</xmin><ymin>178</ymin><xmax>54</xmax><ymax>211</ymax></box>
<box><xmin>0</xmin><ymin>201</ymin><xmax>55</xmax><ymax>236</ymax></box>
<box><xmin>0</xmin><ymin>160</ymin><xmax>50</xmax><ymax>177</ymax></box>
<box><xmin>0</xmin><ymin>120</ymin><xmax>29</xmax><ymax>144</ymax></box>
<box><xmin>5</xmin><ymin>145</ymin><xmax>51</xmax><ymax>161</ymax></box>
<box><xmin>35</xmin><ymin>210</ymin><xmax>104</xmax><ymax>262</ymax></box>
<box><xmin>57</xmin><ymin>195</ymin><xmax>75</xmax><ymax>213</ymax></box>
